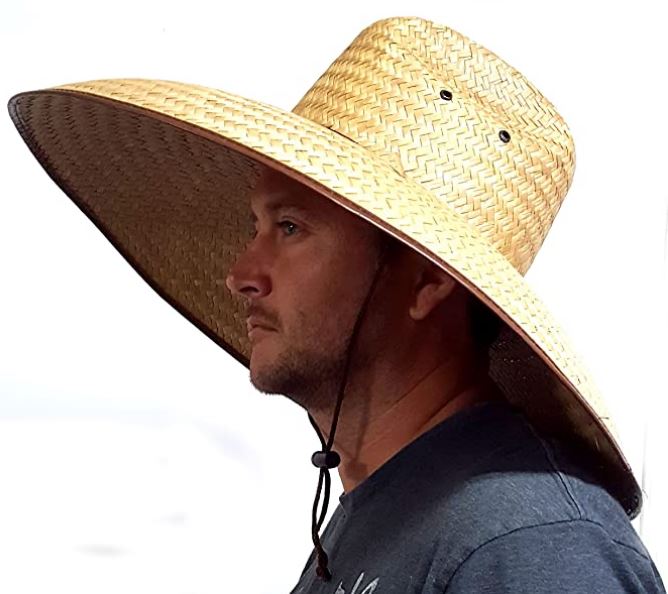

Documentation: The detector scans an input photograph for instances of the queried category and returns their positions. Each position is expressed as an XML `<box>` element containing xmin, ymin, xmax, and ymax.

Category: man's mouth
<box><xmin>248</xmin><ymin>325</ymin><xmax>275</xmax><ymax>341</ymax></box>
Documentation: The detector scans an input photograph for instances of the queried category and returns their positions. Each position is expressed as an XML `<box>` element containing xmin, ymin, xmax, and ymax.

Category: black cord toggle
<box><xmin>311</xmin><ymin>450</ymin><xmax>341</xmax><ymax>469</ymax></box>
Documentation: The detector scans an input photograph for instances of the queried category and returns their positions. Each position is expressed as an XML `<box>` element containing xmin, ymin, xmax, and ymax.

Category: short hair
<box><xmin>376</xmin><ymin>227</ymin><xmax>404</xmax><ymax>261</ymax></box>
<box><xmin>466</xmin><ymin>289</ymin><xmax>504</xmax><ymax>353</ymax></box>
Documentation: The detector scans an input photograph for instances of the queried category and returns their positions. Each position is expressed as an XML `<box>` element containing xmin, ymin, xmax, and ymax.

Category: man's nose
<box><xmin>225</xmin><ymin>245</ymin><xmax>270</xmax><ymax>299</ymax></box>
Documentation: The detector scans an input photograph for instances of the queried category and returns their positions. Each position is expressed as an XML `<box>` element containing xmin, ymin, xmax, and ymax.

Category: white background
<box><xmin>1</xmin><ymin>1</ymin><xmax>667</xmax><ymax>592</ymax></box>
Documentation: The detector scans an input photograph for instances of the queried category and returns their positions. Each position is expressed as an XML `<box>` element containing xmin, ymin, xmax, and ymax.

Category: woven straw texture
<box><xmin>6</xmin><ymin>16</ymin><xmax>640</xmax><ymax>516</ymax></box>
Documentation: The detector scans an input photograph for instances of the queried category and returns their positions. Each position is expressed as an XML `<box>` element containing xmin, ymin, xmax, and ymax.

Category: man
<box><xmin>226</xmin><ymin>167</ymin><xmax>504</xmax><ymax>496</ymax></box>
<box><xmin>227</xmin><ymin>167</ymin><xmax>666</xmax><ymax>594</ymax></box>
<box><xmin>8</xmin><ymin>14</ymin><xmax>665</xmax><ymax>594</ymax></box>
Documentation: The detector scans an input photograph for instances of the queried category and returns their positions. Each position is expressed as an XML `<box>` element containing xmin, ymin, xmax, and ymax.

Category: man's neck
<box><xmin>309</xmin><ymin>352</ymin><xmax>503</xmax><ymax>495</ymax></box>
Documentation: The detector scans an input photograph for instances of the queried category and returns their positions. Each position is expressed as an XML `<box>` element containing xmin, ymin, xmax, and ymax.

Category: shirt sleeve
<box><xmin>443</xmin><ymin>519</ymin><xmax>666</xmax><ymax>594</ymax></box>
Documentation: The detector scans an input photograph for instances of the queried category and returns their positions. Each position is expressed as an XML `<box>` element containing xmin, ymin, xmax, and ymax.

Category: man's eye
<box><xmin>278</xmin><ymin>220</ymin><xmax>299</xmax><ymax>236</ymax></box>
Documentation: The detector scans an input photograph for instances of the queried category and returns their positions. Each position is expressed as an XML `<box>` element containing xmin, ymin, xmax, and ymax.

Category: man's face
<box><xmin>225</xmin><ymin>168</ymin><xmax>390</xmax><ymax>411</ymax></box>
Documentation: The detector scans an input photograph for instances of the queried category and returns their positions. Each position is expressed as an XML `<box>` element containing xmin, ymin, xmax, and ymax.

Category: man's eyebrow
<box><xmin>249</xmin><ymin>200</ymin><xmax>312</xmax><ymax>222</ymax></box>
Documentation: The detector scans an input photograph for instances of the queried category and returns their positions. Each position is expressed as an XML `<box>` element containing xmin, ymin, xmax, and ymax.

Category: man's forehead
<box><xmin>249</xmin><ymin>168</ymin><xmax>325</xmax><ymax>212</ymax></box>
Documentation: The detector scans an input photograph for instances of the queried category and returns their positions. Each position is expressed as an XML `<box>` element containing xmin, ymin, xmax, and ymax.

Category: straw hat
<box><xmin>7</xmin><ymin>14</ymin><xmax>641</xmax><ymax>582</ymax></box>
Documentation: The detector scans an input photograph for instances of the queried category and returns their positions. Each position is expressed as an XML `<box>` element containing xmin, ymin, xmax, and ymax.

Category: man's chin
<box><xmin>248</xmin><ymin>358</ymin><xmax>284</xmax><ymax>396</ymax></box>
<box><xmin>249</xmin><ymin>358</ymin><xmax>307</xmax><ymax>401</ymax></box>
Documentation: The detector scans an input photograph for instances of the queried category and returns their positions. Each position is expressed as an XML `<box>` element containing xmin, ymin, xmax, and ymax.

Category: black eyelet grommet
<box><xmin>439</xmin><ymin>89</ymin><xmax>453</xmax><ymax>101</ymax></box>
<box><xmin>499</xmin><ymin>130</ymin><xmax>511</xmax><ymax>143</ymax></box>
<box><xmin>311</xmin><ymin>450</ymin><xmax>341</xmax><ymax>469</ymax></box>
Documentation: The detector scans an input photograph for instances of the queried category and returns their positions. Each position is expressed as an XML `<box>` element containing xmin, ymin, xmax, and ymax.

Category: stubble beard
<box><xmin>248</xmin><ymin>243</ymin><xmax>388</xmax><ymax>416</ymax></box>
<box><xmin>249</xmin><ymin>331</ymin><xmax>348</xmax><ymax>414</ymax></box>
<box><xmin>249</xmin><ymin>316</ymin><xmax>380</xmax><ymax>416</ymax></box>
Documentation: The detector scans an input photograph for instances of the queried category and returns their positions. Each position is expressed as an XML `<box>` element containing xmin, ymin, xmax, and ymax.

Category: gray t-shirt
<box><xmin>289</xmin><ymin>400</ymin><xmax>665</xmax><ymax>593</ymax></box>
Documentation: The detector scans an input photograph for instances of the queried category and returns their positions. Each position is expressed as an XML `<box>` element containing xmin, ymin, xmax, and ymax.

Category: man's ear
<box><xmin>408</xmin><ymin>264</ymin><xmax>458</xmax><ymax>321</ymax></box>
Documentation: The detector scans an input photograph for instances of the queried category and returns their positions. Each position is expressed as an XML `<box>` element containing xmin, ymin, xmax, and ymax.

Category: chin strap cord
<box><xmin>307</xmin><ymin>239</ymin><xmax>391</xmax><ymax>582</ymax></box>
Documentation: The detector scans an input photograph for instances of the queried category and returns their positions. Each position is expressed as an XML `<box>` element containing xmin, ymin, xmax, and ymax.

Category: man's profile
<box><xmin>227</xmin><ymin>167</ymin><xmax>504</xmax><ymax>496</ymax></box>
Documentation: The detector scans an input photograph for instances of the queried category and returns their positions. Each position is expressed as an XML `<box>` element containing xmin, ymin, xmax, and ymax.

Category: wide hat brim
<box><xmin>7</xmin><ymin>78</ymin><xmax>642</xmax><ymax>518</ymax></box>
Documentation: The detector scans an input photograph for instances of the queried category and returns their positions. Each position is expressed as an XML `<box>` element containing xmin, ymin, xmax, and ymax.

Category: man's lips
<box><xmin>247</xmin><ymin>322</ymin><xmax>275</xmax><ymax>343</ymax></box>
<box><xmin>246</xmin><ymin>317</ymin><xmax>275</xmax><ymax>333</ymax></box>
<box><xmin>248</xmin><ymin>326</ymin><xmax>273</xmax><ymax>341</ymax></box>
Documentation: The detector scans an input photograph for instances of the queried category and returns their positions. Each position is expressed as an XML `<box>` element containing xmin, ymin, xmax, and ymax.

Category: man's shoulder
<box><xmin>440</xmin><ymin>517</ymin><xmax>666</xmax><ymax>593</ymax></box>
<box><xmin>437</xmin><ymin>443</ymin><xmax>585</xmax><ymax>548</ymax></box>
<box><xmin>430</xmin><ymin>408</ymin><xmax>647</xmax><ymax>582</ymax></box>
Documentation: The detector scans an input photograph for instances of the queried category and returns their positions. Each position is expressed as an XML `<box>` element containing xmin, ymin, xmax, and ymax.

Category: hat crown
<box><xmin>292</xmin><ymin>17</ymin><xmax>575</xmax><ymax>275</ymax></box>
